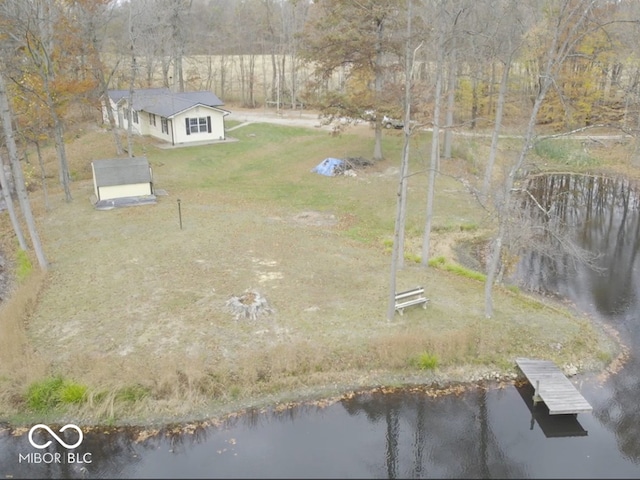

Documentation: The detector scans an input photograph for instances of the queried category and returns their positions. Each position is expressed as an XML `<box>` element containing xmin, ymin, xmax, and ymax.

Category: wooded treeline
<box><xmin>100</xmin><ymin>0</ymin><xmax>640</xmax><ymax>134</ymax></box>
<box><xmin>2</xmin><ymin>1</ymin><xmax>639</xmax><ymax>129</ymax></box>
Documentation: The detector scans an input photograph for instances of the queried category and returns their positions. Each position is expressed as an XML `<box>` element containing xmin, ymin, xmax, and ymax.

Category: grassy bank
<box><xmin>0</xmin><ymin>120</ymin><xmax>620</xmax><ymax>426</ymax></box>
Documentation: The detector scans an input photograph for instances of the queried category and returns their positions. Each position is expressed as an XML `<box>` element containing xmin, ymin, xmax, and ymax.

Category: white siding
<box><xmin>117</xmin><ymin>100</ymin><xmax>143</xmax><ymax>135</ymax></box>
<box><xmin>172</xmin><ymin>106</ymin><xmax>226</xmax><ymax>145</ymax></box>
<box><xmin>98</xmin><ymin>183</ymin><xmax>152</xmax><ymax>201</ymax></box>
<box><xmin>105</xmin><ymin>97</ymin><xmax>227</xmax><ymax>145</ymax></box>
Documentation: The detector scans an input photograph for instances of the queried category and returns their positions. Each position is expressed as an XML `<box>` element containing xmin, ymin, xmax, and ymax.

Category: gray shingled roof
<box><xmin>107</xmin><ymin>88</ymin><xmax>225</xmax><ymax>118</ymax></box>
<box><xmin>92</xmin><ymin>157</ymin><xmax>152</xmax><ymax>187</ymax></box>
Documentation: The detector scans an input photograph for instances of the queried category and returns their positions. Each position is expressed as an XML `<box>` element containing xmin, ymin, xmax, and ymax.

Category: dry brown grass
<box><xmin>0</xmin><ymin>270</ymin><xmax>48</xmax><ymax>411</ymax></box>
<box><xmin>0</xmin><ymin>121</ymin><xmax>621</xmax><ymax>426</ymax></box>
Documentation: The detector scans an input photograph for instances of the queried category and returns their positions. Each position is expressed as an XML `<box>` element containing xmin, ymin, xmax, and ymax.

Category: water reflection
<box><xmin>341</xmin><ymin>388</ymin><xmax>526</xmax><ymax>479</ymax></box>
<box><xmin>518</xmin><ymin>173</ymin><xmax>640</xmax><ymax>465</ymax></box>
<box><xmin>3</xmin><ymin>380</ymin><xmax>640</xmax><ymax>478</ymax></box>
<box><xmin>515</xmin><ymin>382</ymin><xmax>588</xmax><ymax>438</ymax></box>
<box><xmin>517</xmin><ymin>174</ymin><xmax>640</xmax><ymax>316</ymax></box>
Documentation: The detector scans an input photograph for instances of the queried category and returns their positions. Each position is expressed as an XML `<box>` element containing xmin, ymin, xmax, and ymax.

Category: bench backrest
<box><xmin>395</xmin><ymin>287</ymin><xmax>425</xmax><ymax>301</ymax></box>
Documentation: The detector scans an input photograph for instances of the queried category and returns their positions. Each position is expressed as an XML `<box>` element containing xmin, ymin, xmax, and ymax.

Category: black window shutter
<box><xmin>185</xmin><ymin>118</ymin><xmax>190</xmax><ymax>135</ymax></box>
<box><xmin>207</xmin><ymin>116</ymin><xmax>212</xmax><ymax>133</ymax></box>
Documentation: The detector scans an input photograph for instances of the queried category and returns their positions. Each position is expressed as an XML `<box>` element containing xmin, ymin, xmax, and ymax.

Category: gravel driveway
<box><xmin>227</xmin><ymin>107</ymin><xmax>332</xmax><ymax>130</ymax></box>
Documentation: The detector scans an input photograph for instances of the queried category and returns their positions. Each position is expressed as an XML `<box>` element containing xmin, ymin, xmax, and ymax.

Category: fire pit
<box><xmin>225</xmin><ymin>289</ymin><xmax>274</xmax><ymax>321</ymax></box>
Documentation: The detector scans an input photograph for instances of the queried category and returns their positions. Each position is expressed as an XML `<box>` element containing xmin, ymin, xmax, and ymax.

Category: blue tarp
<box><xmin>311</xmin><ymin>158</ymin><xmax>344</xmax><ymax>176</ymax></box>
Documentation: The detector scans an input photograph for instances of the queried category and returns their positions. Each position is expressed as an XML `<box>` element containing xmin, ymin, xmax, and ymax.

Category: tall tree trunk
<box><xmin>0</xmin><ymin>152</ymin><xmax>27</xmax><ymax>251</ymax></box>
<box><xmin>219</xmin><ymin>55</ymin><xmax>227</xmax><ymax>99</ymax></box>
<box><xmin>206</xmin><ymin>55</ymin><xmax>213</xmax><ymax>91</ymax></box>
<box><xmin>0</xmin><ymin>70</ymin><xmax>47</xmax><ymax>270</ymax></box>
<box><xmin>162</xmin><ymin>56</ymin><xmax>171</xmax><ymax>87</ymax></box>
<box><xmin>271</xmin><ymin>53</ymin><xmax>278</xmax><ymax>103</ymax></box>
<box><xmin>373</xmin><ymin>16</ymin><xmax>384</xmax><ymax>161</ymax></box>
<box><xmin>248</xmin><ymin>54</ymin><xmax>256</xmax><ymax>108</ymax></box>
<box><xmin>482</xmin><ymin>56</ymin><xmax>512</xmax><ymax>198</ymax></box>
<box><xmin>0</xmin><ymin>101</ymin><xmax>27</xmax><ymax>251</ymax></box>
<box><xmin>281</xmin><ymin>56</ymin><xmax>286</xmax><ymax>106</ymax></box>
<box><xmin>40</xmin><ymin>67</ymin><xmax>72</xmax><ymax>202</ymax></box>
<box><xmin>127</xmin><ymin>62</ymin><xmax>136</xmax><ymax>158</ymax></box>
<box><xmin>100</xmin><ymin>70</ymin><xmax>124</xmax><ymax>157</ymax></box>
<box><xmin>387</xmin><ymin>0</ymin><xmax>416</xmax><ymax>320</ymax></box>
<box><xmin>90</xmin><ymin>24</ymin><xmax>124</xmax><ymax>157</ymax></box>
<box><xmin>0</xmin><ymin>69</ymin><xmax>27</xmax><ymax>250</ymax></box>
<box><xmin>49</xmin><ymin>97</ymin><xmax>72</xmax><ymax>202</ymax></box>
<box><xmin>239</xmin><ymin>55</ymin><xmax>246</xmax><ymax>106</ymax></box>
<box><xmin>290</xmin><ymin>51</ymin><xmax>297</xmax><ymax>109</ymax></box>
<box><xmin>170</xmin><ymin>0</ymin><xmax>188</xmax><ymax>93</ymax></box>
<box><xmin>471</xmin><ymin>66</ymin><xmax>479</xmax><ymax>130</ymax></box>
<box><xmin>421</xmin><ymin>1</ymin><xmax>445</xmax><ymax>267</ymax></box>
<box><xmin>487</xmin><ymin>62</ymin><xmax>496</xmax><ymax>118</ymax></box>
<box><xmin>34</xmin><ymin>142</ymin><xmax>50</xmax><ymax>211</ymax></box>
<box><xmin>443</xmin><ymin>43</ymin><xmax>456</xmax><ymax>160</ymax></box>
<box><xmin>127</xmin><ymin>2</ymin><xmax>137</xmax><ymax>158</ymax></box>
<box><xmin>32</xmin><ymin>0</ymin><xmax>72</xmax><ymax>202</ymax></box>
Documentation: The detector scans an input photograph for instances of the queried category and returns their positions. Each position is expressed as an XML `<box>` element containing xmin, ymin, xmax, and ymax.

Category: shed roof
<box><xmin>92</xmin><ymin>157</ymin><xmax>152</xmax><ymax>187</ymax></box>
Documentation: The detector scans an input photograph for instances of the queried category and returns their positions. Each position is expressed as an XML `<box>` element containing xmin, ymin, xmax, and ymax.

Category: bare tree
<box><xmin>0</xmin><ymin>69</ymin><xmax>47</xmax><ymax>270</ymax></box>
<box><xmin>169</xmin><ymin>0</ymin><xmax>193</xmax><ymax>92</ymax></box>
<box><xmin>0</xmin><ymin>150</ymin><xmax>27</xmax><ymax>252</ymax></box>
<box><xmin>388</xmin><ymin>0</ymin><xmax>420</xmax><ymax>320</ymax></box>
<box><xmin>481</xmin><ymin>1</ymin><xmax>528</xmax><ymax>198</ymax></box>
<box><xmin>484</xmin><ymin>0</ymin><xmax>598</xmax><ymax>318</ymax></box>
<box><xmin>0</xmin><ymin>0</ymin><xmax>73</xmax><ymax>202</ymax></box>
<box><xmin>442</xmin><ymin>1</ymin><xmax>469</xmax><ymax>160</ymax></box>
<box><xmin>126</xmin><ymin>1</ymin><xmax>138</xmax><ymax>158</ymax></box>
<box><xmin>76</xmin><ymin>0</ymin><xmax>125</xmax><ymax>156</ymax></box>
<box><xmin>420</xmin><ymin>0</ymin><xmax>445</xmax><ymax>267</ymax></box>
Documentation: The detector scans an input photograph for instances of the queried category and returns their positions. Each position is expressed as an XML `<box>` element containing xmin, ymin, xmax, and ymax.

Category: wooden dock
<box><xmin>515</xmin><ymin>358</ymin><xmax>592</xmax><ymax>415</ymax></box>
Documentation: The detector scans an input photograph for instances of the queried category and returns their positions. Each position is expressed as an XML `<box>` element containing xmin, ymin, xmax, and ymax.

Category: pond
<box><xmin>2</xmin><ymin>173</ymin><xmax>640</xmax><ymax>479</ymax></box>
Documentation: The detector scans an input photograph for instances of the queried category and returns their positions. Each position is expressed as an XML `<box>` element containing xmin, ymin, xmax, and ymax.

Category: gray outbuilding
<box><xmin>91</xmin><ymin>157</ymin><xmax>156</xmax><ymax>209</ymax></box>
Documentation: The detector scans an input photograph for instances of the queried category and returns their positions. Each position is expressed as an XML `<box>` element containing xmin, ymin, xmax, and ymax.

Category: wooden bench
<box><xmin>395</xmin><ymin>286</ymin><xmax>429</xmax><ymax>315</ymax></box>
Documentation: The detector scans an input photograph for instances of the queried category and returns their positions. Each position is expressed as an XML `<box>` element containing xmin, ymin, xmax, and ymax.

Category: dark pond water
<box><xmin>3</xmin><ymin>173</ymin><xmax>640</xmax><ymax>479</ymax></box>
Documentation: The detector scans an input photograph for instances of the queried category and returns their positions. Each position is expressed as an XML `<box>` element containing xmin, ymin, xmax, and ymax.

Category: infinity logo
<box><xmin>28</xmin><ymin>424</ymin><xmax>83</xmax><ymax>450</ymax></box>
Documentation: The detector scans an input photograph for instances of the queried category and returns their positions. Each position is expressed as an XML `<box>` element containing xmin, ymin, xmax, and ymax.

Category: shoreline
<box><xmin>1</xmin><ymin>335</ymin><xmax>624</xmax><ymax>431</ymax></box>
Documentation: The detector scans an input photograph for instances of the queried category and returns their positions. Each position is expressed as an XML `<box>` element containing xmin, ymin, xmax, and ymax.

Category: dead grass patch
<box><xmin>0</xmin><ymin>270</ymin><xmax>49</xmax><ymax>410</ymax></box>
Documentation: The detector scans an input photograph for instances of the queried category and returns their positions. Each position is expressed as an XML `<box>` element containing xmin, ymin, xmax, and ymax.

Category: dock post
<box><xmin>533</xmin><ymin>380</ymin><xmax>542</xmax><ymax>406</ymax></box>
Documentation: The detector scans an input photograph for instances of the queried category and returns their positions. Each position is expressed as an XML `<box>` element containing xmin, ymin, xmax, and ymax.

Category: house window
<box><xmin>189</xmin><ymin>117</ymin><xmax>207</xmax><ymax>133</ymax></box>
<box><xmin>133</xmin><ymin>110</ymin><xmax>139</xmax><ymax>123</ymax></box>
<box><xmin>185</xmin><ymin>116</ymin><xmax>211</xmax><ymax>135</ymax></box>
<box><xmin>149</xmin><ymin>113</ymin><xmax>156</xmax><ymax>126</ymax></box>
<box><xmin>161</xmin><ymin>118</ymin><xmax>168</xmax><ymax>134</ymax></box>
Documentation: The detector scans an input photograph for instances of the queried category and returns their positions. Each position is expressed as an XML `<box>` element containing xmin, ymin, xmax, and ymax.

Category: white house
<box><xmin>91</xmin><ymin>157</ymin><xmax>155</xmax><ymax>209</ymax></box>
<box><xmin>102</xmin><ymin>88</ymin><xmax>229</xmax><ymax>146</ymax></box>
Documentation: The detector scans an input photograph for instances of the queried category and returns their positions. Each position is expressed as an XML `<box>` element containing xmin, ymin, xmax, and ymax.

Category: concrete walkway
<box><xmin>226</xmin><ymin>122</ymin><xmax>253</xmax><ymax>132</ymax></box>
